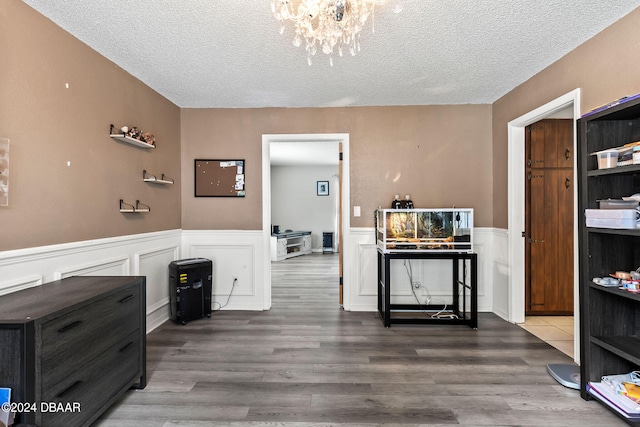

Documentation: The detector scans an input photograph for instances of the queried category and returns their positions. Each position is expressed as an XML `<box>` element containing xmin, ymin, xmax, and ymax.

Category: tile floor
<box><xmin>520</xmin><ymin>316</ymin><xmax>575</xmax><ymax>358</ymax></box>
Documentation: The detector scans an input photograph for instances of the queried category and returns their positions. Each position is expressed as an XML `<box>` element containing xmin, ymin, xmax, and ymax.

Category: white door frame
<box><xmin>507</xmin><ymin>88</ymin><xmax>581</xmax><ymax>362</ymax></box>
<box><xmin>262</xmin><ymin>133</ymin><xmax>351</xmax><ymax>310</ymax></box>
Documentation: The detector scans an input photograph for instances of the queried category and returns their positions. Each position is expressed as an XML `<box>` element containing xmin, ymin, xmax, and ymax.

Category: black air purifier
<box><xmin>169</xmin><ymin>258</ymin><xmax>212</xmax><ymax>325</ymax></box>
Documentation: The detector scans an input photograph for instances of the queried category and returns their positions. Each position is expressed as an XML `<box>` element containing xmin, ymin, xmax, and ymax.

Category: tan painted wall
<box><xmin>492</xmin><ymin>7</ymin><xmax>640</xmax><ymax>229</ymax></box>
<box><xmin>6</xmin><ymin>1</ymin><xmax>637</xmax><ymax>248</ymax></box>
<box><xmin>0</xmin><ymin>2</ymin><xmax>181</xmax><ymax>251</ymax></box>
<box><xmin>181</xmin><ymin>105</ymin><xmax>493</xmax><ymax>230</ymax></box>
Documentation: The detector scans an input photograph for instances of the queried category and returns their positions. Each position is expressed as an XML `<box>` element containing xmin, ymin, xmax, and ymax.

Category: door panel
<box><xmin>556</xmin><ymin>119</ymin><xmax>574</xmax><ymax>169</ymax></box>
<box><xmin>526</xmin><ymin>119</ymin><xmax>574</xmax><ymax>315</ymax></box>
<box><xmin>529</xmin><ymin>123</ymin><xmax>546</xmax><ymax>169</ymax></box>
<box><xmin>528</xmin><ymin>170</ymin><xmax>546</xmax><ymax>309</ymax></box>
<box><xmin>556</xmin><ymin>170</ymin><xmax>574</xmax><ymax>311</ymax></box>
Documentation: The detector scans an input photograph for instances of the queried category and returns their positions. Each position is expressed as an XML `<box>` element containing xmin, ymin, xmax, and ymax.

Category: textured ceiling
<box><xmin>21</xmin><ymin>1</ymin><xmax>640</xmax><ymax>109</ymax></box>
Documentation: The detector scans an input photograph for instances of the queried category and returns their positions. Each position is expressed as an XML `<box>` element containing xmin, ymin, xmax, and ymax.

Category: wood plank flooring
<box><xmin>94</xmin><ymin>253</ymin><xmax>623</xmax><ymax>426</ymax></box>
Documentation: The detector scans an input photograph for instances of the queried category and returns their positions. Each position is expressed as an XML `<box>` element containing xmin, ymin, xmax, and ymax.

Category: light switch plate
<box><xmin>354</xmin><ymin>206</ymin><xmax>361</xmax><ymax>217</ymax></box>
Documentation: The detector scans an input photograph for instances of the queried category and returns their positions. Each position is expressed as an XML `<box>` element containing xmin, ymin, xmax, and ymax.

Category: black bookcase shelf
<box><xmin>589</xmin><ymin>282</ymin><xmax>640</xmax><ymax>302</ymax></box>
<box><xmin>588</xmin><ymin>164</ymin><xmax>640</xmax><ymax>177</ymax></box>
<box><xmin>578</xmin><ymin>95</ymin><xmax>640</xmax><ymax>425</ymax></box>
<box><xmin>590</xmin><ymin>336</ymin><xmax>640</xmax><ymax>366</ymax></box>
<box><xmin>587</xmin><ymin>227</ymin><xmax>640</xmax><ymax>237</ymax></box>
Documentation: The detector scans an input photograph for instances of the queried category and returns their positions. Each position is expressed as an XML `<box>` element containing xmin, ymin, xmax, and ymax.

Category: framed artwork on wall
<box><xmin>317</xmin><ymin>181</ymin><xmax>329</xmax><ymax>196</ymax></box>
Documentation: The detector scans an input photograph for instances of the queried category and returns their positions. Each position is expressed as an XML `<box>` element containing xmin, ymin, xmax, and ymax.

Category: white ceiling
<box><xmin>22</xmin><ymin>0</ymin><xmax>640</xmax><ymax>110</ymax></box>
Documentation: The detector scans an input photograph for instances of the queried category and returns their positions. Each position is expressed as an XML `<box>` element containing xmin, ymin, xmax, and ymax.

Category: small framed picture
<box><xmin>317</xmin><ymin>181</ymin><xmax>329</xmax><ymax>196</ymax></box>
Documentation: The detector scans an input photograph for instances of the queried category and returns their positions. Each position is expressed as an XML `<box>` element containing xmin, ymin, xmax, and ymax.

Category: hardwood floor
<box><xmin>95</xmin><ymin>253</ymin><xmax>623</xmax><ymax>426</ymax></box>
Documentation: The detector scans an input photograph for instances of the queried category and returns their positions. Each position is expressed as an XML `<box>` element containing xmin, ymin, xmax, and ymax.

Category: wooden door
<box><xmin>525</xmin><ymin>119</ymin><xmax>574</xmax><ymax>315</ymax></box>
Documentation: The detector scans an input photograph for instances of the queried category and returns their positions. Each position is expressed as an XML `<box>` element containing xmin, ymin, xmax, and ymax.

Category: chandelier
<box><xmin>271</xmin><ymin>0</ymin><xmax>377</xmax><ymax>66</ymax></box>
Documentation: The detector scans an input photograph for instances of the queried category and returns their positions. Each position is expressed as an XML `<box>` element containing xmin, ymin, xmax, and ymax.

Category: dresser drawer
<box><xmin>41</xmin><ymin>330</ymin><xmax>142</xmax><ymax>427</ymax></box>
<box><xmin>40</xmin><ymin>284</ymin><xmax>141</xmax><ymax>389</ymax></box>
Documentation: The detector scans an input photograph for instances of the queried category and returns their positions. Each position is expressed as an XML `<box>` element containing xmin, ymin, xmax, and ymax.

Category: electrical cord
<box><xmin>403</xmin><ymin>259</ymin><xmax>431</xmax><ymax>310</ymax></box>
<box><xmin>404</xmin><ymin>259</ymin><xmax>433</xmax><ymax>318</ymax></box>
<box><xmin>403</xmin><ymin>259</ymin><xmax>461</xmax><ymax>320</ymax></box>
<box><xmin>212</xmin><ymin>277</ymin><xmax>237</xmax><ymax>312</ymax></box>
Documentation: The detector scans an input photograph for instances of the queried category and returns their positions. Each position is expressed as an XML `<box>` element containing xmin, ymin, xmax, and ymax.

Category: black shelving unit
<box><xmin>578</xmin><ymin>95</ymin><xmax>640</xmax><ymax>425</ymax></box>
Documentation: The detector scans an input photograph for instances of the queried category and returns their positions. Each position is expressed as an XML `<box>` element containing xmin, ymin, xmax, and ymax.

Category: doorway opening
<box><xmin>525</xmin><ymin>118</ymin><xmax>574</xmax><ymax>315</ymax></box>
<box><xmin>507</xmin><ymin>89</ymin><xmax>581</xmax><ymax>362</ymax></box>
<box><xmin>521</xmin><ymin>117</ymin><xmax>575</xmax><ymax>359</ymax></box>
<box><xmin>262</xmin><ymin>133</ymin><xmax>351</xmax><ymax>311</ymax></box>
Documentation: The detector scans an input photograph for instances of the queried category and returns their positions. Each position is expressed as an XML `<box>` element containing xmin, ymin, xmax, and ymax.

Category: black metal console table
<box><xmin>377</xmin><ymin>249</ymin><xmax>478</xmax><ymax>328</ymax></box>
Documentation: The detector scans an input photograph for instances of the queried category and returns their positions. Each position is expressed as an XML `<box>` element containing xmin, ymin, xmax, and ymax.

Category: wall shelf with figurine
<box><xmin>119</xmin><ymin>199</ymin><xmax>150</xmax><ymax>213</ymax></box>
<box><xmin>110</xmin><ymin>124</ymin><xmax>155</xmax><ymax>149</ymax></box>
<box><xmin>143</xmin><ymin>170</ymin><xmax>174</xmax><ymax>185</ymax></box>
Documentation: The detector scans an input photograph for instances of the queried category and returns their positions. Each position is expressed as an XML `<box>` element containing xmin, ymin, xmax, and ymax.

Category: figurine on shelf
<box><xmin>140</xmin><ymin>132</ymin><xmax>156</xmax><ymax>146</ymax></box>
<box><xmin>127</xmin><ymin>127</ymin><xmax>142</xmax><ymax>140</ymax></box>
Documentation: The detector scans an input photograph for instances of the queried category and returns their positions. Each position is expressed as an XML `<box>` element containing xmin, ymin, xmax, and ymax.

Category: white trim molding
<box><xmin>0</xmin><ymin>229</ymin><xmax>182</xmax><ymax>333</ymax></box>
<box><xmin>0</xmin><ymin>226</ymin><xmax>510</xmax><ymax>335</ymax></box>
<box><xmin>507</xmin><ymin>88</ymin><xmax>581</xmax><ymax>363</ymax></box>
<box><xmin>0</xmin><ymin>275</ymin><xmax>43</xmax><ymax>296</ymax></box>
<box><xmin>262</xmin><ymin>133</ymin><xmax>351</xmax><ymax>310</ymax></box>
<box><xmin>55</xmin><ymin>255</ymin><xmax>131</xmax><ymax>279</ymax></box>
<box><xmin>348</xmin><ymin>227</ymin><xmax>502</xmax><ymax>314</ymax></box>
<box><xmin>182</xmin><ymin>230</ymin><xmax>264</xmax><ymax>311</ymax></box>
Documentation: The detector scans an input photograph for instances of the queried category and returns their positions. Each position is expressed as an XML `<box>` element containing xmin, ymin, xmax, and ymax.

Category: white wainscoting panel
<box><xmin>492</xmin><ymin>228</ymin><xmax>510</xmax><ymax>321</ymax></box>
<box><xmin>389</xmin><ymin>258</ymin><xmax>456</xmax><ymax>306</ymax></box>
<box><xmin>358</xmin><ymin>243</ymin><xmax>378</xmax><ymax>297</ymax></box>
<box><xmin>0</xmin><ymin>230</ymin><xmax>182</xmax><ymax>332</ymax></box>
<box><xmin>347</xmin><ymin>227</ymin><xmax>501</xmax><ymax>313</ymax></box>
<box><xmin>0</xmin><ymin>228</ymin><xmax>509</xmax><ymax>332</ymax></box>
<box><xmin>56</xmin><ymin>256</ymin><xmax>130</xmax><ymax>279</ymax></box>
<box><xmin>136</xmin><ymin>245</ymin><xmax>181</xmax><ymax>331</ymax></box>
<box><xmin>348</xmin><ymin>229</ymin><xmax>377</xmax><ymax>311</ymax></box>
<box><xmin>182</xmin><ymin>230</ymin><xmax>264</xmax><ymax>311</ymax></box>
<box><xmin>0</xmin><ymin>275</ymin><xmax>43</xmax><ymax>296</ymax></box>
<box><xmin>473</xmin><ymin>228</ymin><xmax>493</xmax><ymax>313</ymax></box>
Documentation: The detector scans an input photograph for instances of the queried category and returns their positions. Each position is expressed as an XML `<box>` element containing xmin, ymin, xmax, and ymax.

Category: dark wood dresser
<box><xmin>0</xmin><ymin>276</ymin><xmax>146</xmax><ymax>426</ymax></box>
